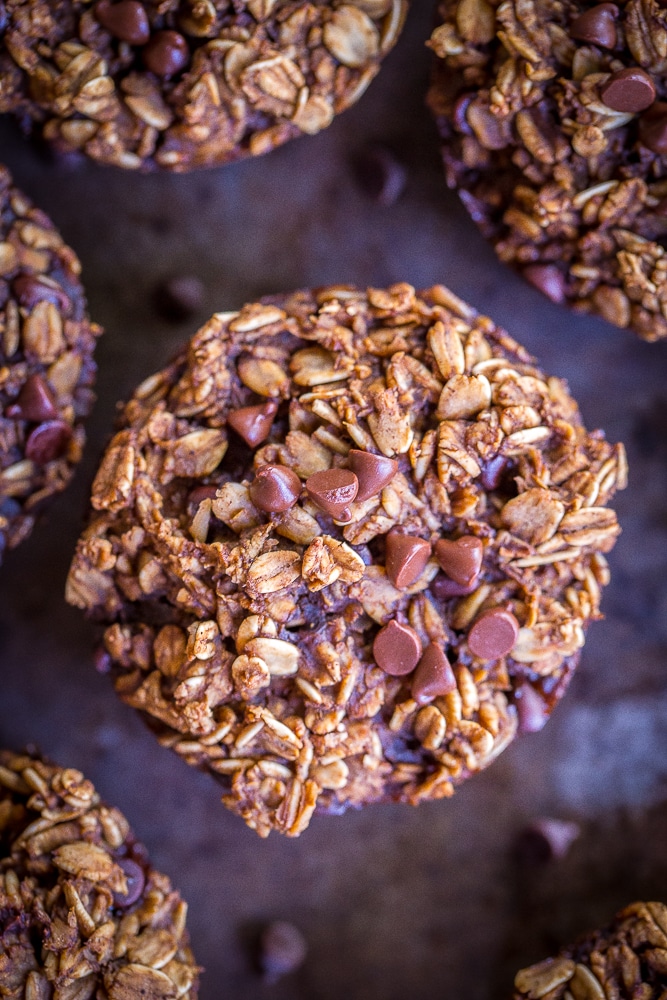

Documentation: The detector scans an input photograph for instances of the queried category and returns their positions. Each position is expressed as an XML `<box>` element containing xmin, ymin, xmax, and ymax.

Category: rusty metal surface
<box><xmin>2</xmin><ymin>4</ymin><xmax>667</xmax><ymax>997</ymax></box>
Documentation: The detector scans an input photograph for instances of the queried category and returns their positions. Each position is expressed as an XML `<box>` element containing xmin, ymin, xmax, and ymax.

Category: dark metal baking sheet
<box><xmin>2</xmin><ymin>4</ymin><xmax>667</xmax><ymax>997</ymax></box>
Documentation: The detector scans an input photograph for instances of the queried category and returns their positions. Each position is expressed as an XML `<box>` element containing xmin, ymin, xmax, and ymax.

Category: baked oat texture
<box><xmin>513</xmin><ymin>902</ymin><xmax>667</xmax><ymax>999</ymax></box>
<box><xmin>428</xmin><ymin>0</ymin><xmax>667</xmax><ymax>341</ymax></box>
<box><xmin>66</xmin><ymin>282</ymin><xmax>627</xmax><ymax>837</ymax></box>
<box><xmin>0</xmin><ymin>165</ymin><xmax>100</xmax><ymax>562</ymax></box>
<box><xmin>0</xmin><ymin>0</ymin><xmax>407</xmax><ymax>171</ymax></box>
<box><xmin>0</xmin><ymin>748</ymin><xmax>199</xmax><ymax>999</ymax></box>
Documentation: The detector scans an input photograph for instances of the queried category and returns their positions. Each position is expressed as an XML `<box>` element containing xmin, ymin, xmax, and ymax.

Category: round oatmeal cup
<box><xmin>66</xmin><ymin>282</ymin><xmax>626</xmax><ymax>836</ymax></box>
<box><xmin>0</xmin><ymin>0</ymin><xmax>408</xmax><ymax>171</ymax></box>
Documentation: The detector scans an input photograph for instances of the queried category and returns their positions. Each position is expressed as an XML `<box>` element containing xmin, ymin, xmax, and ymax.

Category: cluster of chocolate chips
<box><xmin>373</xmin><ymin>533</ymin><xmax>519</xmax><ymax>702</ymax></box>
<box><xmin>224</xmin><ymin>397</ymin><xmax>520</xmax><ymax>699</ymax></box>
<box><xmin>95</xmin><ymin>0</ymin><xmax>189</xmax><ymax>77</ymax></box>
<box><xmin>569</xmin><ymin>2</ymin><xmax>667</xmax><ymax>151</ymax></box>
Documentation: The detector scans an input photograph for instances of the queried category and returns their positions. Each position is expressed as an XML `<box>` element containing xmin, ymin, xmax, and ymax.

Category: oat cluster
<box><xmin>66</xmin><ymin>283</ymin><xmax>626</xmax><ymax>837</ymax></box>
<box><xmin>0</xmin><ymin>166</ymin><xmax>100</xmax><ymax>561</ymax></box>
<box><xmin>428</xmin><ymin>0</ymin><xmax>667</xmax><ymax>340</ymax></box>
<box><xmin>0</xmin><ymin>0</ymin><xmax>407</xmax><ymax>171</ymax></box>
<box><xmin>513</xmin><ymin>902</ymin><xmax>667</xmax><ymax>999</ymax></box>
<box><xmin>0</xmin><ymin>749</ymin><xmax>199</xmax><ymax>1000</ymax></box>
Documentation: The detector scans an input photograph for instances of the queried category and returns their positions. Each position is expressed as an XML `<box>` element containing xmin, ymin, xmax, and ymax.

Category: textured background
<box><xmin>2</xmin><ymin>4</ymin><xmax>667</xmax><ymax>997</ymax></box>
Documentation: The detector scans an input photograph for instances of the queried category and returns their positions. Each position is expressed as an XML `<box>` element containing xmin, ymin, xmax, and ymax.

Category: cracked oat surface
<box><xmin>0</xmin><ymin>748</ymin><xmax>199</xmax><ymax>1000</ymax></box>
<box><xmin>66</xmin><ymin>282</ymin><xmax>626</xmax><ymax>837</ymax></box>
<box><xmin>0</xmin><ymin>0</ymin><xmax>407</xmax><ymax>171</ymax></box>
<box><xmin>0</xmin><ymin>165</ymin><xmax>100</xmax><ymax>561</ymax></box>
<box><xmin>428</xmin><ymin>0</ymin><xmax>667</xmax><ymax>340</ymax></box>
<box><xmin>513</xmin><ymin>902</ymin><xmax>667</xmax><ymax>999</ymax></box>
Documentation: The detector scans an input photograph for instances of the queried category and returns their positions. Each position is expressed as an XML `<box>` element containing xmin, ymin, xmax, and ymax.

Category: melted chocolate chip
<box><xmin>227</xmin><ymin>400</ymin><xmax>277</xmax><ymax>448</ymax></box>
<box><xmin>348</xmin><ymin>449</ymin><xmax>397</xmax><ymax>502</ymax></box>
<box><xmin>95</xmin><ymin>0</ymin><xmax>150</xmax><ymax>44</ymax></box>
<box><xmin>431</xmin><ymin>574</ymin><xmax>477</xmax><ymax>599</ymax></box>
<box><xmin>143</xmin><ymin>30</ymin><xmax>189</xmax><ymax>77</ymax></box>
<box><xmin>600</xmin><ymin>67</ymin><xmax>656</xmax><ymax>114</ymax></box>
<box><xmin>570</xmin><ymin>3</ymin><xmax>618</xmax><ymax>48</ymax></box>
<box><xmin>523</xmin><ymin>264</ymin><xmax>567</xmax><ymax>304</ymax></box>
<box><xmin>639</xmin><ymin>102</ymin><xmax>667</xmax><ymax>154</ymax></box>
<box><xmin>468</xmin><ymin>607</ymin><xmax>519</xmax><ymax>661</ymax></box>
<box><xmin>305</xmin><ymin>468</ymin><xmax>358</xmax><ymax>520</ymax></box>
<box><xmin>6</xmin><ymin>374</ymin><xmax>57</xmax><ymax>422</ymax></box>
<box><xmin>372</xmin><ymin>619</ymin><xmax>422</xmax><ymax>676</ymax></box>
<box><xmin>187</xmin><ymin>484</ymin><xmax>218</xmax><ymax>508</ymax></box>
<box><xmin>385</xmin><ymin>531</ymin><xmax>431</xmax><ymax>589</ymax></box>
<box><xmin>12</xmin><ymin>274</ymin><xmax>71</xmax><ymax>314</ymax></box>
<box><xmin>434</xmin><ymin>535</ymin><xmax>483</xmax><ymax>587</ymax></box>
<box><xmin>480</xmin><ymin>454</ymin><xmax>509</xmax><ymax>491</ymax></box>
<box><xmin>113</xmin><ymin>857</ymin><xmax>146</xmax><ymax>908</ymax></box>
<box><xmin>250</xmin><ymin>464</ymin><xmax>301</xmax><ymax>513</ymax></box>
<box><xmin>411</xmin><ymin>643</ymin><xmax>456</xmax><ymax>705</ymax></box>
<box><xmin>25</xmin><ymin>420</ymin><xmax>72</xmax><ymax>464</ymax></box>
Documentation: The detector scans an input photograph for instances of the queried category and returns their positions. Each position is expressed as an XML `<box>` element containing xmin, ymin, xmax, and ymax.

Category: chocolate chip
<box><xmin>187</xmin><ymin>484</ymin><xmax>218</xmax><ymax>508</ymax></box>
<box><xmin>434</xmin><ymin>535</ymin><xmax>483</xmax><ymax>587</ymax></box>
<box><xmin>143</xmin><ymin>30</ymin><xmax>189</xmax><ymax>77</ymax></box>
<box><xmin>6</xmin><ymin>374</ymin><xmax>58</xmax><ymax>422</ymax></box>
<box><xmin>95</xmin><ymin>0</ymin><xmax>150</xmax><ymax>44</ymax></box>
<box><xmin>305</xmin><ymin>468</ymin><xmax>358</xmax><ymax>520</ymax></box>
<box><xmin>515</xmin><ymin>682</ymin><xmax>550</xmax><ymax>734</ymax></box>
<box><xmin>154</xmin><ymin>274</ymin><xmax>205</xmax><ymax>321</ymax></box>
<box><xmin>12</xmin><ymin>274</ymin><xmax>71</xmax><ymax>314</ymax></box>
<box><xmin>515</xmin><ymin>818</ymin><xmax>580</xmax><ymax>864</ymax></box>
<box><xmin>523</xmin><ymin>264</ymin><xmax>567</xmax><ymax>304</ymax></box>
<box><xmin>385</xmin><ymin>531</ymin><xmax>431</xmax><ymax>589</ymax></box>
<box><xmin>411</xmin><ymin>643</ymin><xmax>456</xmax><ymax>705</ymax></box>
<box><xmin>431</xmin><ymin>574</ymin><xmax>477</xmax><ymax>599</ymax></box>
<box><xmin>453</xmin><ymin>92</ymin><xmax>475</xmax><ymax>135</ymax></box>
<box><xmin>480</xmin><ymin>454</ymin><xmax>509</xmax><ymax>491</ymax></box>
<box><xmin>250</xmin><ymin>464</ymin><xmax>301</xmax><ymax>513</ymax></box>
<box><xmin>468</xmin><ymin>606</ymin><xmax>519</xmax><ymax>660</ymax></box>
<box><xmin>639</xmin><ymin>102</ymin><xmax>667</xmax><ymax>154</ymax></box>
<box><xmin>93</xmin><ymin>646</ymin><xmax>112</xmax><ymax>674</ymax></box>
<box><xmin>600</xmin><ymin>67</ymin><xmax>656</xmax><ymax>113</ymax></box>
<box><xmin>259</xmin><ymin>921</ymin><xmax>307</xmax><ymax>984</ymax></box>
<box><xmin>570</xmin><ymin>3</ymin><xmax>618</xmax><ymax>48</ymax></box>
<box><xmin>372</xmin><ymin>619</ymin><xmax>422</xmax><ymax>676</ymax></box>
<box><xmin>352</xmin><ymin>146</ymin><xmax>407</xmax><ymax>207</ymax></box>
<box><xmin>25</xmin><ymin>420</ymin><xmax>72</xmax><ymax>464</ymax></box>
<box><xmin>227</xmin><ymin>401</ymin><xmax>277</xmax><ymax>448</ymax></box>
<box><xmin>348</xmin><ymin>449</ymin><xmax>397</xmax><ymax>502</ymax></box>
<box><xmin>113</xmin><ymin>858</ymin><xmax>146</xmax><ymax>908</ymax></box>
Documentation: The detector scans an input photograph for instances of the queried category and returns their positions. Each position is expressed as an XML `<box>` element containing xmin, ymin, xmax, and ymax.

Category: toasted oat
<box><xmin>67</xmin><ymin>283</ymin><xmax>625</xmax><ymax>836</ymax></box>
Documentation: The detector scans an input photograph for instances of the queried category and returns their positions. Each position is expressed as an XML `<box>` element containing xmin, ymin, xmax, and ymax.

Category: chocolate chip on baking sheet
<box><xmin>250</xmin><ymin>465</ymin><xmax>302</xmax><ymax>513</ymax></box>
<box><xmin>523</xmin><ymin>264</ymin><xmax>567</xmax><ymax>305</ymax></box>
<box><xmin>348</xmin><ymin>449</ymin><xmax>397</xmax><ymax>502</ymax></box>
<box><xmin>155</xmin><ymin>274</ymin><xmax>206</xmax><ymax>321</ymax></box>
<box><xmin>373</xmin><ymin>619</ymin><xmax>422</xmax><ymax>676</ymax></box>
<box><xmin>259</xmin><ymin>921</ymin><xmax>307</xmax><ymax>983</ymax></box>
<box><xmin>352</xmin><ymin>145</ymin><xmax>407</xmax><ymax>206</ymax></box>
